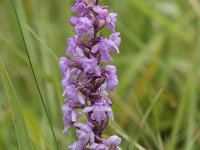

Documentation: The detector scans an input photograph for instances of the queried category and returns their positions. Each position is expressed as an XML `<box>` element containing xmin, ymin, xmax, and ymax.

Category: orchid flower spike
<box><xmin>59</xmin><ymin>0</ymin><xmax>122</xmax><ymax>149</ymax></box>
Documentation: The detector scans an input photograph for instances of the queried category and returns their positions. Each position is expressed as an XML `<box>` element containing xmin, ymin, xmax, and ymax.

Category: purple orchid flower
<box><xmin>59</xmin><ymin>0</ymin><xmax>122</xmax><ymax>149</ymax></box>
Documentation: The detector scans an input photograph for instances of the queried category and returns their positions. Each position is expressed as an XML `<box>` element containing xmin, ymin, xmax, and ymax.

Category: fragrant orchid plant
<box><xmin>59</xmin><ymin>0</ymin><xmax>121</xmax><ymax>149</ymax></box>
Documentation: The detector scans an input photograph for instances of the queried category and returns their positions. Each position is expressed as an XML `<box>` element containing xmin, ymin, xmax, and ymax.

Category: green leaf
<box><xmin>141</xmin><ymin>89</ymin><xmax>163</xmax><ymax>128</ymax></box>
<box><xmin>110</xmin><ymin>120</ymin><xmax>146</xmax><ymax>150</ymax></box>
<box><xmin>0</xmin><ymin>58</ymin><xmax>33</xmax><ymax>150</ymax></box>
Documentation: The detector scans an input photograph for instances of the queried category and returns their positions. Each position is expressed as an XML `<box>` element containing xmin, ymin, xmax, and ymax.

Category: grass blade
<box><xmin>10</xmin><ymin>0</ymin><xmax>59</xmax><ymax>149</ymax></box>
<box><xmin>140</xmin><ymin>89</ymin><xmax>163</xmax><ymax>127</ymax></box>
<box><xmin>0</xmin><ymin>58</ymin><xmax>33</xmax><ymax>150</ymax></box>
<box><xmin>110</xmin><ymin>120</ymin><xmax>146</xmax><ymax>150</ymax></box>
<box><xmin>24</xmin><ymin>23</ymin><xmax>58</xmax><ymax>61</ymax></box>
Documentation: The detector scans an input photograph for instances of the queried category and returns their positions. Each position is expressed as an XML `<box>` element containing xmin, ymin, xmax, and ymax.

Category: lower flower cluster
<box><xmin>60</xmin><ymin>56</ymin><xmax>121</xmax><ymax>149</ymax></box>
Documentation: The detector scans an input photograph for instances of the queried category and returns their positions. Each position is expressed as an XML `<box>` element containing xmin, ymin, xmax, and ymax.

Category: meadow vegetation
<box><xmin>0</xmin><ymin>0</ymin><xmax>200</xmax><ymax>149</ymax></box>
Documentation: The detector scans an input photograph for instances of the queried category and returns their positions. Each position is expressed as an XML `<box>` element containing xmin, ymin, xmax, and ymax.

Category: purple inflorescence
<box><xmin>59</xmin><ymin>0</ymin><xmax>121</xmax><ymax>149</ymax></box>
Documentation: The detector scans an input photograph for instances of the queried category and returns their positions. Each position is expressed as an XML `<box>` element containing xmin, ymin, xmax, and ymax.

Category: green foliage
<box><xmin>0</xmin><ymin>0</ymin><xmax>200</xmax><ymax>149</ymax></box>
<box><xmin>0</xmin><ymin>58</ymin><xmax>33</xmax><ymax>150</ymax></box>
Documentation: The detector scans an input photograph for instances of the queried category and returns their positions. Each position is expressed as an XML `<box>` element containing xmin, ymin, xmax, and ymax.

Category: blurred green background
<box><xmin>0</xmin><ymin>0</ymin><xmax>200</xmax><ymax>149</ymax></box>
